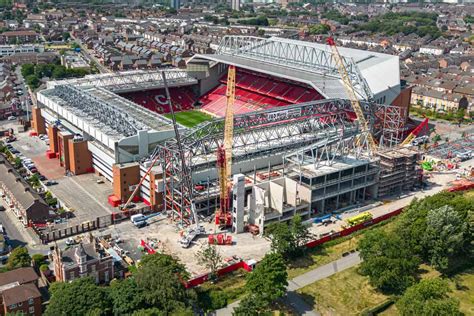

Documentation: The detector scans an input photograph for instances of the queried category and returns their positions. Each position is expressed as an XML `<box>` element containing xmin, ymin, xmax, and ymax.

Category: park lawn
<box><xmin>449</xmin><ymin>268</ymin><xmax>474</xmax><ymax>315</ymax></box>
<box><xmin>164</xmin><ymin>110</ymin><xmax>213</xmax><ymax>128</ymax></box>
<box><xmin>287</xmin><ymin>218</ymin><xmax>398</xmax><ymax>279</ymax></box>
<box><xmin>297</xmin><ymin>265</ymin><xmax>390</xmax><ymax>316</ymax></box>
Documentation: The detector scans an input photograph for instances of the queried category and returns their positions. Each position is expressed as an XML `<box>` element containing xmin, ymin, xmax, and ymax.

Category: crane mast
<box><xmin>326</xmin><ymin>37</ymin><xmax>378</xmax><ymax>154</ymax></box>
<box><xmin>215</xmin><ymin>65</ymin><xmax>236</xmax><ymax>227</ymax></box>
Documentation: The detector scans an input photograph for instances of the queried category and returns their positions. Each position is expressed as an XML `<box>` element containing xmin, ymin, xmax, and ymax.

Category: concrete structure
<box><xmin>53</xmin><ymin>234</ymin><xmax>114</xmax><ymax>284</ymax></box>
<box><xmin>377</xmin><ymin>148</ymin><xmax>421</xmax><ymax>197</ymax></box>
<box><xmin>0</xmin><ymin>267</ymin><xmax>42</xmax><ymax>316</ymax></box>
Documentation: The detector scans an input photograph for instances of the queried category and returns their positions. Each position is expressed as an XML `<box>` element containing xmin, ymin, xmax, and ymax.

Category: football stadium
<box><xmin>32</xmin><ymin>36</ymin><xmax>417</xmax><ymax>232</ymax></box>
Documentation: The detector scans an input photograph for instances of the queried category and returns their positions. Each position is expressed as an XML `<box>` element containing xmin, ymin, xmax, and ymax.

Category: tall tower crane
<box><xmin>215</xmin><ymin>65</ymin><xmax>236</xmax><ymax>227</ymax></box>
<box><xmin>326</xmin><ymin>37</ymin><xmax>378</xmax><ymax>154</ymax></box>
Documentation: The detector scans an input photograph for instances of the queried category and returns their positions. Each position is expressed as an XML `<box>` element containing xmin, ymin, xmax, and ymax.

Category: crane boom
<box><xmin>401</xmin><ymin>118</ymin><xmax>429</xmax><ymax>146</ymax></box>
<box><xmin>162</xmin><ymin>71</ymin><xmax>198</xmax><ymax>227</ymax></box>
<box><xmin>326</xmin><ymin>37</ymin><xmax>377</xmax><ymax>154</ymax></box>
<box><xmin>215</xmin><ymin>65</ymin><xmax>235</xmax><ymax>227</ymax></box>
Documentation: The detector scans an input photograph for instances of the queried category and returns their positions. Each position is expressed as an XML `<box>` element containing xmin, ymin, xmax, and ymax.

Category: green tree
<box><xmin>109</xmin><ymin>278</ymin><xmax>146</xmax><ymax>315</ymax></box>
<box><xmin>358</xmin><ymin>230</ymin><xmax>420</xmax><ymax>294</ymax></box>
<box><xmin>31</xmin><ymin>253</ymin><xmax>46</xmax><ymax>267</ymax></box>
<box><xmin>21</xmin><ymin>63</ymin><xmax>35</xmax><ymax>77</ymax></box>
<box><xmin>45</xmin><ymin>277</ymin><xmax>111</xmax><ymax>316</ymax></box>
<box><xmin>6</xmin><ymin>247</ymin><xmax>31</xmax><ymax>270</ymax></box>
<box><xmin>62</xmin><ymin>32</ymin><xmax>71</xmax><ymax>41</ymax></box>
<box><xmin>309</xmin><ymin>24</ymin><xmax>330</xmax><ymax>34</ymax></box>
<box><xmin>234</xmin><ymin>253</ymin><xmax>288</xmax><ymax>314</ymax></box>
<box><xmin>25</xmin><ymin>74</ymin><xmax>40</xmax><ymax>89</ymax></box>
<box><xmin>13</xmin><ymin>157</ymin><xmax>21</xmax><ymax>169</ymax></box>
<box><xmin>197</xmin><ymin>243</ymin><xmax>223</xmax><ymax>280</ymax></box>
<box><xmin>423</xmin><ymin>205</ymin><xmax>469</xmax><ymax>271</ymax></box>
<box><xmin>397</xmin><ymin>278</ymin><xmax>461</xmax><ymax>316</ymax></box>
<box><xmin>135</xmin><ymin>254</ymin><xmax>194</xmax><ymax>314</ymax></box>
<box><xmin>266</xmin><ymin>214</ymin><xmax>311</xmax><ymax>259</ymax></box>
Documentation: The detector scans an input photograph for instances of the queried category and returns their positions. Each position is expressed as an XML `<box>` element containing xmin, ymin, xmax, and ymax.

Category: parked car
<box><xmin>29</xmin><ymin>168</ymin><xmax>38</xmax><ymax>173</ymax></box>
<box><xmin>0</xmin><ymin>206</ymin><xmax>5</xmax><ymax>212</ymax></box>
<box><xmin>45</xmin><ymin>180</ymin><xmax>58</xmax><ymax>186</ymax></box>
<box><xmin>7</xmin><ymin>116</ymin><xmax>16</xmax><ymax>121</ymax></box>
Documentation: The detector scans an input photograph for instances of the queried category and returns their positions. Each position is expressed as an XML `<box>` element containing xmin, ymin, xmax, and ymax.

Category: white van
<box><xmin>130</xmin><ymin>214</ymin><xmax>147</xmax><ymax>228</ymax></box>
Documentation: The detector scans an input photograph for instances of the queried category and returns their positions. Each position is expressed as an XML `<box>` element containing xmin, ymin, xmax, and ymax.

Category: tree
<box><xmin>6</xmin><ymin>247</ymin><xmax>31</xmax><ymax>270</ymax></box>
<box><xmin>135</xmin><ymin>254</ymin><xmax>194</xmax><ymax>314</ymax></box>
<box><xmin>13</xmin><ymin>157</ymin><xmax>21</xmax><ymax>169</ymax></box>
<box><xmin>31</xmin><ymin>253</ymin><xmax>46</xmax><ymax>267</ymax></box>
<box><xmin>396</xmin><ymin>192</ymin><xmax>473</xmax><ymax>266</ymax></box>
<box><xmin>62</xmin><ymin>32</ymin><xmax>70</xmax><ymax>41</ymax></box>
<box><xmin>309</xmin><ymin>24</ymin><xmax>330</xmax><ymax>35</ymax></box>
<box><xmin>109</xmin><ymin>278</ymin><xmax>146</xmax><ymax>315</ymax></box>
<box><xmin>21</xmin><ymin>63</ymin><xmax>35</xmax><ymax>77</ymax></box>
<box><xmin>358</xmin><ymin>230</ymin><xmax>420</xmax><ymax>294</ymax></box>
<box><xmin>397</xmin><ymin>279</ymin><xmax>461</xmax><ymax>316</ymax></box>
<box><xmin>423</xmin><ymin>206</ymin><xmax>469</xmax><ymax>271</ymax></box>
<box><xmin>45</xmin><ymin>277</ymin><xmax>111</xmax><ymax>316</ymax></box>
<box><xmin>197</xmin><ymin>243</ymin><xmax>223</xmax><ymax>280</ymax></box>
<box><xmin>25</xmin><ymin>74</ymin><xmax>40</xmax><ymax>89</ymax></box>
<box><xmin>234</xmin><ymin>253</ymin><xmax>288</xmax><ymax>314</ymax></box>
<box><xmin>266</xmin><ymin>214</ymin><xmax>311</xmax><ymax>259</ymax></box>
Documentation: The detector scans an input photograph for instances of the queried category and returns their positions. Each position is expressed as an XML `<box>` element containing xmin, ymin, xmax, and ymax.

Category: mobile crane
<box><xmin>214</xmin><ymin>65</ymin><xmax>236</xmax><ymax>228</ymax></box>
<box><xmin>400</xmin><ymin>117</ymin><xmax>429</xmax><ymax>146</ymax></box>
<box><xmin>326</xmin><ymin>37</ymin><xmax>378</xmax><ymax>154</ymax></box>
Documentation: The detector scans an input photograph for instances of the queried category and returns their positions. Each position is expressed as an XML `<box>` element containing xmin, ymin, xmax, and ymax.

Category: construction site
<box><xmin>24</xmin><ymin>36</ymin><xmax>472</xmax><ymax>277</ymax></box>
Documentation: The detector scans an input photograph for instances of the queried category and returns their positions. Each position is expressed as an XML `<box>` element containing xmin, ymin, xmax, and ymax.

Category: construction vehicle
<box><xmin>345</xmin><ymin>211</ymin><xmax>373</xmax><ymax>226</ymax></box>
<box><xmin>326</xmin><ymin>37</ymin><xmax>377</xmax><ymax>154</ymax></box>
<box><xmin>208</xmin><ymin>233</ymin><xmax>232</xmax><ymax>245</ymax></box>
<box><xmin>179</xmin><ymin>225</ymin><xmax>206</xmax><ymax>248</ymax></box>
<box><xmin>401</xmin><ymin>118</ymin><xmax>429</xmax><ymax>146</ymax></box>
<box><xmin>214</xmin><ymin>65</ymin><xmax>236</xmax><ymax>228</ymax></box>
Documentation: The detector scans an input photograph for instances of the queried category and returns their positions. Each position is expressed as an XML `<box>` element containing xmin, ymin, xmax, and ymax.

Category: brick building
<box><xmin>52</xmin><ymin>234</ymin><xmax>114</xmax><ymax>284</ymax></box>
<box><xmin>0</xmin><ymin>31</ymin><xmax>39</xmax><ymax>44</ymax></box>
<box><xmin>0</xmin><ymin>267</ymin><xmax>42</xmax><ymax>316</ymax></box>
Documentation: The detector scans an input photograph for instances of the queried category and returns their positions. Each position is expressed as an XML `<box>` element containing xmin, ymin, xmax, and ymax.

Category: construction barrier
<box><xmin>182</xmin><ymin>208</ymin><xmax>405</xmax><ymax>289</ymax></box>
<box><xmin>185</xmin><ymin>259</ymin><xmax>255</xmax><ymax>288</ymax></box>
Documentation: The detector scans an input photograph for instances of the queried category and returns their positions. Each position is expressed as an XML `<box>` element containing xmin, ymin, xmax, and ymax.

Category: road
<box><xmin>216</xmin><ymin>252</ymin><xmax>362</xmax><ymax>316</ymax></box>
<box><xmin>71</xmin><ymin>35</ymin><xmax>110</xmax><ymax>74</ymax></box>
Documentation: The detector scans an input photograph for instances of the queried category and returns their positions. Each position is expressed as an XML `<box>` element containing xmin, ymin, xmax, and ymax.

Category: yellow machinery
<box><xmin>326</xmin><ymin>37</ymin><xmax>377</xmax><ymax>154</ymax></box>
<box><xmin>346</xmin><ymin>211</ymin><xmax>373</xmax><ymax>226</ymax></box>
<box><xmin>215</xmin><ymin>65</ymin><xmax>236</xmax><ymax>227</ymax></box>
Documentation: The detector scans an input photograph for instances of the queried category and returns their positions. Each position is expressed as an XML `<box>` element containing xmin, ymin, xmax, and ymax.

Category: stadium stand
<box><xmin>120</xmin><ymin>69</ymin><xmax>325</xmax><ymax>117</ymax></box>
<box><xmin>203</xmin><ymin>69</ymin><xmax>325</xmax><ymax>116</ymax></box>
<box><xmin>120</xmin><ymin>87</ymin><xmax>196</xmax><ymax>114</ymax></box>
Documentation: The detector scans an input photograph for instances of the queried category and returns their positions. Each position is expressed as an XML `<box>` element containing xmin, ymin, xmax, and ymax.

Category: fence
<box><xmin>183</xmin><ymin>207</ymin><xmax>404</xmax><ymax>289</ymax></box>
<box><xmin>34</xmin><ymin>206</ymin><xmax>156</xmax><ymax>243</ymax></box>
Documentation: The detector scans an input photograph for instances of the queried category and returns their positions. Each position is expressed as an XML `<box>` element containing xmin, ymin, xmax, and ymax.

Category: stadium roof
<box><xmin>40</xmin><ymin>85</ymin><xmax>173</xmax><ymax>142</ymax></box>
<box><xmin>47</xmin><ymin>69</ymin><xmax>198</xmax><ymax>93</ymax></box>
<box><xmin>191</xmin><ymin>36</ymin><xmax>400</xmax><ymax>102</ymax></box>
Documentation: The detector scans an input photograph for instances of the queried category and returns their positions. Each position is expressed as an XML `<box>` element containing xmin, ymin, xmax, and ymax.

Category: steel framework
<box><xmin>216</xmin><ymin>36</ymin><xmax>373</xmax><ymax>101</ymax></box>
<box><xmin>48</xmin><ymin>69</ymin><xmax>197</xmax><ymax>93</ymax></box>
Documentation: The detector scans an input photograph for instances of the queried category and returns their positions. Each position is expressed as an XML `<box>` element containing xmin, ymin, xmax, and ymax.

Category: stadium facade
<box><xmin>32</xmin><ymin>36</ymin><xmax>416</xmax><ymax>231</ymax></box>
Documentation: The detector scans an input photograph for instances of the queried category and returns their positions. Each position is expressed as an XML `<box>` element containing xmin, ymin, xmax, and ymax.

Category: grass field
<box><xmin>298</xmin><ymin>266</ymin><xmax>390</xmax><ymax>316</ymax></box>
<box><xmin>450</xmin><ymin>268</ymin><xmax>474</xmax><ymax>315</ymax></box>
<box><xmin>164</xmin><ymin>110</ymin><xmax>213</xmax><ymax>128</ymax></box>
<box><xmin>287</xmin><ymin>218</ymin><xmax>398</xmax><ymax>279</ymax></box>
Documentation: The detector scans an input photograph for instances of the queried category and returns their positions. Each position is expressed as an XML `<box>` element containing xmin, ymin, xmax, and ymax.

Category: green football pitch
<box><xmin>164</xmin><ymin>110</ymin><xmax>214</xmax><ymax>128</ymax></box>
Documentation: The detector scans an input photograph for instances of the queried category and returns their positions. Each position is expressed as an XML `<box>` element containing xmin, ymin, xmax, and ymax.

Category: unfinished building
<box><xmin>377</xmin><ymin>148</ymin><xmax>421</xmax><ymax>197</ymax></box>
